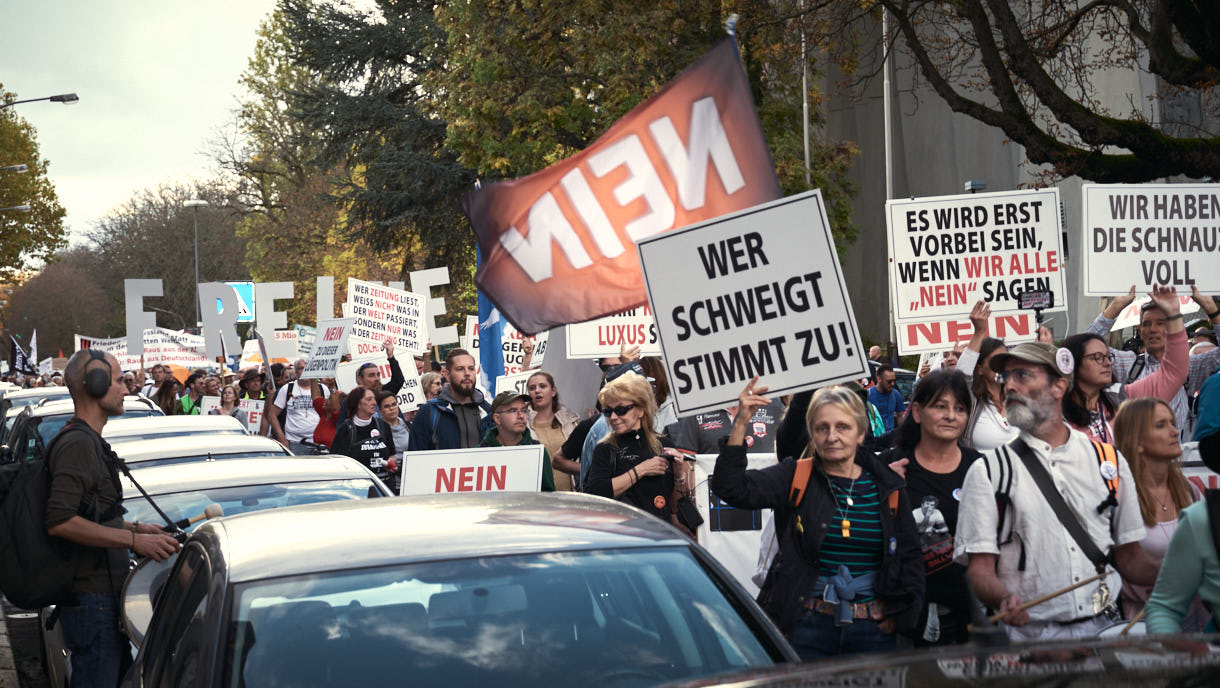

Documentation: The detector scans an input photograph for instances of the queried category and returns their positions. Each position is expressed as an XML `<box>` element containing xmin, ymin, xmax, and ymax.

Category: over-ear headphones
<box><xmin>84</xmin><ymin>349</ymin><xmax>112</xmax><ymax>399</ymax></box>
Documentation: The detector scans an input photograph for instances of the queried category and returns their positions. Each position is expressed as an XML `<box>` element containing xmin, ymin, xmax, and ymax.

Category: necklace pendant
<box><xmin>846</xmin><ymin>497</ymin><xmax>854</xmax><ymax>506</ymax></box>
<box><xmin>1162</xmin><ymin>504</ymin><xmax>1168</xmax><ymax>511</ymax></box>
<box><xmin>841</xmin><ymin>519</ymin><xmax>851</xmax><ymax>538</ymax></box>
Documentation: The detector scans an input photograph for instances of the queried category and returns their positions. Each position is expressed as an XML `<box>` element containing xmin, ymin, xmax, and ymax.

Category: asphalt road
<box><xmin>1</xmin><ymin>599</ymin><xmax>50</xmax><ymax>688</ymax></box>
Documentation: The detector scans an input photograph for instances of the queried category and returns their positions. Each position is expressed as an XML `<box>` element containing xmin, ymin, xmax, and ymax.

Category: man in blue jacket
<box><xmin>408</xmin><ymin>348</ymin><xmax>493</xmax><ymax>450</ymax></box>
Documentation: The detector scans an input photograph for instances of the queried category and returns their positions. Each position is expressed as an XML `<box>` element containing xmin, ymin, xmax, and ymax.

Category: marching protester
<box><xmin>204</xmin><ymin>374</ymin><xmax>221</xmax><ymax>398</ymax></box>
<box><xmin>122</xmin><ymin>371</ymin><xmax>138</xmax><ymax>395</ymax></box>
<box><xmin>480</xmin><ymin>390</ymin><xmax>556</xmax><ymax>492</ymax></box>
<box><xmin>1062</xmin><ymin>287</ymin><xmax>1189</xmax><ymax>443</ymax></box>
<box><xmin>1112</xmin><ymin>397</ymin><xmax>1208</xmax><ymax>627</ymax></box>
<box><xmin>238</xmin><ymin>368</ymin><xmax>266</xmax><ymax>401</ymax></box>
<box><xmin>580</xmin><ymin>361</ymin><xmax>661</xmax><ymax>489</ymax></box>
<box><xmin>335</xmin><ymin>340</ymin><xmax>406</xmax><ymax>425</ymax></box>
<box><xmin>883</xmin><ymin>371</ymin><xmax>981</xmax><ymax>646</ymax></box>
<box><xmin>1197</xmin><ymin>369</ymin><xmax>1220</xmax><ymax>468</ymax></box>
<box><xmin>151</xmin><ymin>377</ymin><xmax>181</xmax><ymax>416</ymax></box>
<box><xmin>714</xmin><ymin>379</ymin><xmax>922</xmax><ymax>659</ymax></box>
<box><xmin>868</xmin><ymin>365</ymin><xmax>905</xmax><ymax>433</ymax></box>
<box><xmin>955</xmin><ymin>342</ymin><xmax>1159</xmax><ymax>640</ymax></box>
<box><xmin>585</xmin><ymin>371</ymin><xmax>690</xmax><ymax>531</ymax></box>
<box><xmin>1086</xmin><ymin>285</ymin><xmax>1220</xmax><ymax>433</ymax></box>
<box><xmin>376</xmin><ymin>391</ymin><xmax>411</xmax><ymax>456</ymax></box>
<box><xmin>331</xmin><ymin>386</ymin><xmax>398</xmax><ymax>489</ymax></box>
<box><xmin>956</xmin><ymin>301</ymin><xmax>1018</xmax><ymax>451</ymax></box>
<box><xmin>179</xmin><ymin>370</ymin><xmax>206</xmax><ymax>415</ymax></box>
<box><xmin>47</xmin><ymin>350</ymin><xmax>179</xmax><ymax>687</ymax></box>
<box><xmin>420</xmin><ymin>371</ymin><xmax>442</xmax><ymax>401</ymax></box>
<box><xmin>408</xmin><ymin>348</ymin><xmax>493</xmax><ymax>451</ymax></box>
<box><xmin>525</xmin><ymin>371</ymin><xmax>580</xmax><ymax>491</ymax></box>
<box><xmin>138</xmin><ymin>363</ymin><xmax>169</xmax><ymax>398</ymax></box>
<box><xmin>310</xmin><ymin>378</ymin><xmax>344</xmax><ymax>449</ymax></box>
<box><xmin>210</xmin><ymin>384</ymin><xmax>249</xmax><ymax>427</ymax></box>
<box><xmin>270</xmin><ymin>358</ymin><xmax>326</xmax><ymax>453</ymax></box>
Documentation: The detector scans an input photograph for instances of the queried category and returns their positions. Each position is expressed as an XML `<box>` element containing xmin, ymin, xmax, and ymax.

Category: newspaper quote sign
<box><xmin>639</xmin><ymin>191</ymin><xmax>868</xmax><ymax>416</ymax></box>
<box><xmin>565</xmin><ymin>305</ymin><xmax>662</xmax><ymax>359</ymax></box>
<box><xmin>299</xmin><ymin>318</ymin><xmax>353</xmax><ymax>379</ymax></box>
<box><xmin>400</xmin><ymin>446</ymin><xmax>544</xmax><ymax>496</ymax></box>
<box><xmin>887</xmin><ymin>188</ymin><xmax>1066</xmax><ymax>322</ymax></box>
<box><xmin>1083</xmin><ymin>183</ymin><xmax>1220</xmax><ymax>294</ymax></box>
<box><xmin>346</xmin><ymin>279</ymin><xmax>428</xmax><ymax>356</ymax></box>
<box><xmin>346</xmin><ymin>337</ymin><xmax>423</xmax><ymax>411</ymax></box>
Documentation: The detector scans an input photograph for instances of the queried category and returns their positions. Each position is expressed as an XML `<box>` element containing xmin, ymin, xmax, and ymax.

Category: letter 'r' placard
<box><xmin>400</xmin><ymin>446</ymin><xmax>544</xmax><ymax>496</ymax></box>
<box><xmin>638</xmin><ymin>190</ymin><xmax>869</xmax><ymax>416</ymax></box>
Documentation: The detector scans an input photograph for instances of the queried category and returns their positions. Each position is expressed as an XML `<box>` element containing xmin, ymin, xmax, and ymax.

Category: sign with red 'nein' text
<box><xmin>400</xmin><ymin>446</ymin><xmax>544</xmax><ymax>496</ymax></box>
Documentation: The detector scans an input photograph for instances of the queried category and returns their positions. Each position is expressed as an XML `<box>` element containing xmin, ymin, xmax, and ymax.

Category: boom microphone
<box><xmin>167</xmin><ymin>504</ymin><xmax>224</xmax><ymax>530</ymax></box>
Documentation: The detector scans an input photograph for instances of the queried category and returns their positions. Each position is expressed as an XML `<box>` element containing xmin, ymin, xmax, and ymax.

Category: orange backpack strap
<box><xmin>1090</xmin><ymin>440</ymin><xmax>1120</xmax><ymax>515</ymax></box>
<box><xmin>789</xmin><ymin>458</ymin><xmax>814</xmax><ymax>507</ymax></box>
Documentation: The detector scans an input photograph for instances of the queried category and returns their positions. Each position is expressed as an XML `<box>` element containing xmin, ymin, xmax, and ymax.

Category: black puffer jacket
<box><xmin>712</xmin><ymin>442</ymin><xmax>924</xmax><ymax>635</ymax></box>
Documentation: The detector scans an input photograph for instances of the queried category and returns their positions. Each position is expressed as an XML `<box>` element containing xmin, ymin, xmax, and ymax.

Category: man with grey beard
<box><xmin>952</xmin><ymin>342</ymin><xmax>1159</xmax><ymax>640</ymax></box>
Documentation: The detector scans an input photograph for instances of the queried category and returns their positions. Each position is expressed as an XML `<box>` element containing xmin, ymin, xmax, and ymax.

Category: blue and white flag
<box><xmin>476</xmin><ymin>245</ymin><xmax>505</xmax><ymax>395</ymax></box>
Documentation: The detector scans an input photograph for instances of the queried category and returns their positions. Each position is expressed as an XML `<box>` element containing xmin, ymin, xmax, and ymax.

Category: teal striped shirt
<box><xmin>819</xmin><ymin>472</ymin><xmax>884</xmax><ymax>593</ymax></box>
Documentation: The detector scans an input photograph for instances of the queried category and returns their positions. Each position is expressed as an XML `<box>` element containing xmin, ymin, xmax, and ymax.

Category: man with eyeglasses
<box><xmin>479</xmin><ymin>391</ymin><xmax>555</xmax><ymax>491</ymax></box>
<box><xmin>954</xmin><ymin>342</ymin><xmax>1159</xmax><ymax>640</ymax></box>
<box><xmin>1088</xmin><ymin>285</ymin><xmax>1220</xmax><ymax>435</ymax></box>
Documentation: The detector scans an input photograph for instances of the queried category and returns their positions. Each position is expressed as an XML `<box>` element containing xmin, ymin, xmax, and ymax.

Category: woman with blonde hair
<box><xmin>1113</xmin><ymin>397</ymin><xmax>1206</xmax><ymax>626</ymax></box>
<box><xmin>713</xmin><ymin>379</ymin><xmax>922</xmax><ymax>660</ymax></box>
<box><xmin>585</xmin><ymin>372</ymin><xmax>689</xmax><ymax>526</ymax></box>
<box><xmin>420</xmin><ymin>372</ymin><xmax>443</xmax><ymax>401</ymax></box>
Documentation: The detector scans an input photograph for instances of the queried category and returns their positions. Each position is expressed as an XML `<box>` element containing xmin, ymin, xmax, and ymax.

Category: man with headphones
<box><xmin>45</xmin><ymin>349</ymin><xmax>180</xmax><ymax>687</ymax></box>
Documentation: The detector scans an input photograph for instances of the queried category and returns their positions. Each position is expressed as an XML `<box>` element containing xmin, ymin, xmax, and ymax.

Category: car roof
<box><xmin>104</xmin><ymin>414</ymin><xmax>246</xmax><ymax>440</ymax></box>
<box><xmin>122</xmin><ymin>455</ymin><xmax>383</xmax><ymax>498</ymax></box>
<box><xmin>116</xmin><ymin>435</ymin><xmax>288</xmax><ymax>463</ymax></box>
<box><xmin>195</xmin><ymin>492</ymin><xmax>689</xmax><ymax>583</ymax></box>
<box><xmin>26</xmin><ymin>396</ymin><xmax>158</xmax><ymax>417</ymax></box>
<box><xmin>0</xmin><ymin>387</ymin><xmax>72</xmax><ymax>403</ymax></box>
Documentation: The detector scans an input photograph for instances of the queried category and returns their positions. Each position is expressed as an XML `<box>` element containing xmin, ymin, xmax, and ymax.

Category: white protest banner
<box><xmin>239</xmin><ymin>339</ymin><xmax>262</xmax><ymax>368</ymax></box>
<box><xmin>273</xmin><ymin>330</ymin><xmax>300</xmax><ymax>361</ymax></box>
<box><xmin>693</xmin><ymin>453</ymin><xmax>777</xmax><ymax>597</ymax></box>
<box><xmin>38</xmin><ymin>358</ymin><xmax>52</xmax><ymax>375</ymax></box>
<box><xmin>897</xmin><ymin>312</ymin><xmax>1038</xmax><ymax>355</ymax></box>
<box><xmin>76</xmin><ymin>329</ymin><xmax>213</xmax><ymax>370</ymax></box>
<box><xmin>294</xmin><ymin>325</ymin><xmax>316</xmax><ymax>358</ymax></box>
<box><xmin>638</xmin><ymin>191</ymin><xmax>868</xmax><ymax>416</ymax></box>
<box><xmin>75</xmin><ymin>334</ymin><xmax>141</xmax><ymax>370</ymax></box>
<box><xmin>200</xmin><ymin>395</ymin><xmax>221</xmax><ymax>416</ymax></box>
<box><xmin>1084</xmin><ymin>184</ymin><xmax>1220</xmax><ymax>295</ymax></box>
<box><xmin>494</xmin><ymin>369</ymin><xmax>536</xmax><ymax>396</ymax></box>
<box><xmin>347</xmin><ymin>336</ymin><xmax>389</xmax><ymax>360</ymax></box>
<box><xmin>238</xmin><ymin>398</ymin><xmax>263</xmax><ymax>434</ymax></box>
<box><xmin>565</xmin><ymin>305</ymin><xmax>662</xmax><ymax>359</ymax></box>
<box><xmin>300</xmin><ymin>318</ymin><xmax>353</xmax><ymax>379</ymax></box>
<box><xmin>1112</xmin><ymin>294</ymin><xmax>1202</xmax><ymax>330</ymax></box>
<box><xmin>461</xmin><ymin>315</ymin><xmax>480</xmax><ymax>353</ymax></box>
<box><xmin>400</xmin><ymin>445</ymin><xmax>544</xmax><ymax>496</ymax></box>
<box><xmin>918</xmin><ymin>351</ymin><xmax>945</xmax><ymax>375</ymax></box>
<box><xmin>346</xmin><ymin>279</ymin><xmax>428</xmax><ymax>356</ymax></box>
<box><xmin>336</xmin><ymin>356</ymin><xmax>386</xmax><ymax>393</ymax></box>
<box><xmin>336</xmin><ymin>344</ymin><xmax>424</xmax><ymax>411</ymax></box>
<box><xmin>527</xmin><ymin>330</ymin><xmax>549</xmax><ymax>369</ymax></box>
<box><xmin>887</xmin><ymin>188</ymin><xmax>1066</xmax><ymax>322</ymax></box>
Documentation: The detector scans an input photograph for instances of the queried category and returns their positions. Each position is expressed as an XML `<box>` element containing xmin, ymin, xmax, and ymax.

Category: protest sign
<box><xmin>294</xmin><ymin>325</ymin><xmax>316</xmax><ymax>358</ymax></box>
<box><xmin>527</xmin><ymin>330</ymin><xmax>549</xmax><ymax>369</ymax></box>
<box><xmin>238</xmin><ymin>339</ymin><xmax>262</xmax><ymax>368</ymax></box>
<box><xmin>460</xmin><ymin>315</ymin><xmax>539</xmax><ymax>376</ymax></box>
<box><xmin>336</xmin><ymin>356</ymin><xmax>387</xmax><ymax>393</ymax></box>
<box><xmin>76</xmin><ymin>329</ymin><xmax>212</xmax><ymax>370</ymax></box>
<box><xmin>400</xmin><ymin>446</ymin><xmax>544</xmax><ymax>496</ymax></box>
<box><xmin>274</xmin><ymin>330</ymin><xmax>300</xmax><ymax>361</ymax></box>
<box><xmin>886</xmin><ymin>188</ymin><xmax>1066</xmax><ymax>322</ymax></box>
<box><xmin>200</xmin><ymin>396</ymin><xmax>221</xmax><ymax>416</ymax></box>
<box><xmin>494</xmin><ymin>369</ymin><xmax>537</xmax><ymax>396</ymax></box>
<box><xmin>896</xmin><ymin>312</ymin><xmax>1038</xmax><ymax>355</ymax></box>
<box><xmin>565</xmin><ymin>305</ymin><xmax>661</xmax><ymax>358</ymax></box>
<box><xmin>1112</xmin><ymin>294</ymin><xmax>1202</xmax><ymax>330</ymax></box>
<box><xmin>299</xmin><ymin>318</ymin><xmax>353</xmax><ymax>379</ymax></box>
<box><xmin>340</xmin><ymin>343</ymin><xmax>424</xmax><ymax>412</ymax></box>
<box><xmin>345</xmin><ymin>279</ymin><xmax>428</xmax><ymax>356</ymax></box>
<box><xmin>123</xmin><ymin>279</ymin><xmax>161</xmax><ymax>355</ymax></box>
<box><xmin>467</xmin><ymin>38</ymin><xmax>781</xmax><ymax>335</ymax></box>
<box><xmin>461</xmin><ymin>315</ymin><xmax>480</xmax><ymax>353</ymax></box>
<box><xmin>238</xmin><ymin>398</ymin><xmax>263</xmax><ymax>434</ymax></box>
<box><xmin>693</xmin><ymin>453</ymin><xmax>777</xmax><ymax>597</ymax></box>
<box><xmin>1083</xmin><ymin>183</ymin><xmax>1220</xmax><ymax>294</ymax></box>
<box><xmin>409</xmin><ymin>267</ymin><xmax>458</xmax><ymax>345</ymax></box>
<box><xmin>639</xmin><ymin>190</ymin><xmax>868</xmax><ymax>416</ymax></box>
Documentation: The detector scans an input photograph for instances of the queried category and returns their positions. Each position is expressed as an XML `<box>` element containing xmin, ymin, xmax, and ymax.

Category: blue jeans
<box><xmin>58</xmin><ymin>593</ymin><xmax>128</xmax><ymax>688</ymax></box>
<box><xmin>788</xmin><ymin>609</ymin><xmax>896</xmax><ymax>661</ymax></box>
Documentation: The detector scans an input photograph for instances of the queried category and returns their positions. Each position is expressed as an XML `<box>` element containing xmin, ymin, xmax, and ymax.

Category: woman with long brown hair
<box><xmin>1113</xmin><ymin>397</ymin><xmax>1206</xmax><ymax>626</ymax></box>
<box><xmin>956</xmin><ymin>301</ymin><xmax>1017</xmax><ymax>450</ymax></box>
<box><xmin>526</xmin><ymin>371</ymin><xmax>581</xmax><ymax>490</ymax></box>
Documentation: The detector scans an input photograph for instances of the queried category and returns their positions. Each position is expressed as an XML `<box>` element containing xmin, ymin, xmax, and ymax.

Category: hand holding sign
<box><xmin>969</xmin><ymin>300</ymin><xmax>991</xmax><ymax>334</ymax></box>
<box><xmin>1149</xmin><ymin>284</ymin><xmax>1182</xmax><ymax>318</ymax></box>
<box><xmin>619</xmin><ymin>342</ymin><xmax>641</xmax><ymax>363</ymax></box>
<box><xmin>382</xmin><ymin>338</ymin><xmax>394</xmax><ymax>359</ymax></box>
<box><xmin>734</xmin><ymin>377</ymin><xmax>772</xmax><ymax>425</ymax></box>
<box><xmin>1192</xmin><ymin>285</ymin><xmax>1218</xmax><ymax>317</ymax></box>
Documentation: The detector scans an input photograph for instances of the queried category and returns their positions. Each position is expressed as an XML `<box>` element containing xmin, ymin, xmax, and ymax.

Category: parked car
<box><xmin>102</xmin><ymin>414</ymin><xmax>248</xmax><ymax>444</ymax></box>
<box><xmin>1</xmin><ymin>396</ymin><xmax>161</xmax><ymax>463</ymax></box>
<box><xmin>42</xmin><ymin>455</ymin><xmax>392</xmax><ymax>687</ymax></box>
<box><xmin>123</xmin><ymin>493</ymin><xmax>798</xmax><ymax>687</ymax></box>
<box><xmin>0</xmin><ymin>386</ymin><xmax>72</xmax><ymax>444</ymax></box>
<box><xmin>115</xmin><ymin>435</ymin><xmax>290</xmax><ymax>468</ymax></box>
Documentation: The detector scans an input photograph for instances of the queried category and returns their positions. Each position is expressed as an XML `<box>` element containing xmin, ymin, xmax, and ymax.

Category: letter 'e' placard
<box><xmin>400</xmin><ymin>446</ymin><xmax>544</xmax><ymax>496</ymax></box>
<box><xmin>638</xmin><ymin>190</ymin><xmax>868</xmax><ymax>416</ymax></box>
<box><xmin>886</xmin><ymin>188</ymin><xmax>1066</xmax><ymax>321</ymax></box>
<box><xmin>1082</xmin><ymin>183</ymin><xmax>1220</xmax><ymax>294</ymax></box>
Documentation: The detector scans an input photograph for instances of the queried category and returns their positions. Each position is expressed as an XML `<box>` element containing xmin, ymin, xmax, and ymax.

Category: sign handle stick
<box><xmin>979</xmin><ymin>570</ymin><xmax>1108</xmax><ymax>626</ymax></box>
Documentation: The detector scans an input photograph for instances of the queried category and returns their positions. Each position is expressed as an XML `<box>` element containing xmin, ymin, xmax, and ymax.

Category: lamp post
<box><xmin>0</xmin><ymin>205</ymin><xmax>31</xmax><ymax>212</ymax></box>
<box><xmin>1</xmin><ymin>164</ymin><xmax>28</xmax><ymax>175</ymax></box>
<box><xmin>0</xmin><ymin>93</ymin><xmax>79</xmax><ymax>110</ymax></box>
<box><xmin>184</xmin><ymin>199</ymin><xmax>209</xmax><ymax>326</ymax></box>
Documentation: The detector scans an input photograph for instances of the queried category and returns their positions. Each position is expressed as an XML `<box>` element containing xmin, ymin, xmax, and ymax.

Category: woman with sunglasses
<box><xmin>585</xmin><ymin>372</ymin><xmax>690</xmax><ymax>530</ymax></box>
<box><xmin>714</xmin><ymin>378</ymin><xmax>922</xmax><ymax>660</ymax></box>
<box><xmin>1063</xmin><ymin>286</ymin><xmax>1188</xmax><ymax>443</ymax></box>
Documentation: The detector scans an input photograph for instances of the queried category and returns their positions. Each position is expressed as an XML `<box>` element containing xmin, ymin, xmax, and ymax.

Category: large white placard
<box><xmin>638</xmin><ymin>191</ymin><xmax>868</xmax><ymax>416</ymax></box>
<box><xmin>565</xmin><ymin>306</ymin><xmax>662</xmax><ymax>359</ymax></box>
<box><xmin>294</xmin><ymin>325</ymin><xmax>316</xmax><ymax>358</ymax></box>
<box><xmin>75</xmin><ymin>328</ymin><xmax>212</xmax><ymax>370</ymax></box>
<box><xmin>238</xmin><ymin>398</ymin><xmax>264</xmax><ymax>434</ymax></box>
<box><xmin>400</xmin><ymin>446</ymin><xmax>544</xmax><ymax>496</ymax></box>
<box><xmin>1112</xmin><ymin>294</ymin><xmax>1201</xmax><ymax>330</ymax></box>
<box><xmin>887</xmin><ymin>188</ymin><xmax>1066</xmax><ymax>322</ymax></box>
<box><xmin>1083</xmin><ymin>183</ymin><xmax>1220</xmax><ymax>294</ymax></box>
<box><xmin>693</xmin><ymin>453</ymin><xmax>777</xmax><ymax>597</ymax></box>
<box><xmin>299</xmin><ymin>318</ymin><xmax>353</xmax><ymax>379</ymax></box>
<box><xmin>896</xmin><ymin>312</ymin><xmax>1039</xmax><ymax>355</ymax></box>
<box><xmin>494</xmin><ymin>369</ymin><xmax>537</xmax><ymax>396</ymax></box>
<box><xmin>340</xmin><ymin>343</ymin><xmax>424</xmax><ymax>412</ymax></box>
<box><xmin>345</xmin><ymin>279</ymin><xmax>428</xmax><ymax>356</ymax></box>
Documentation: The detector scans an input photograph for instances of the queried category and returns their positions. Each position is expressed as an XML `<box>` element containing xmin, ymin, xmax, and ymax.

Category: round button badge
<box><xmin>1099</xmin><ymin>461</ymin><xmax>1118</xmax><ymax>481</ymax></box>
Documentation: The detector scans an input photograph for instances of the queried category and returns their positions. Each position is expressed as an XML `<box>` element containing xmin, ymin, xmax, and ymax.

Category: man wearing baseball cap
<box><xmin>954</xmin><ymin>342</ymin><xmax>1160</xmax><ymax>640</ymax></box>
<box><xmin>479</xmin><ymin>390</ymin><xmax>555</xmax><ymax>491</ymax></box>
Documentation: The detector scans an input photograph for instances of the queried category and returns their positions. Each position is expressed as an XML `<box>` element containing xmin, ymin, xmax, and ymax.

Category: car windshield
<box><xmin>224</xmin><ymin>547</ymin><xmax>780</xmax><ymax>688</ymax></box>
<box><xmin>125</xmin><ymin>479</ymin><xmax>383</xmax><ymax>531</ymax></box>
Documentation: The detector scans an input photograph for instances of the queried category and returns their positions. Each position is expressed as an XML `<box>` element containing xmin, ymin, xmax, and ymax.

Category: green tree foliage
<box><xmin>430</xmin><ymin>0</ymin><xmax>858</xmax><ymax>247</ymax></box>
<box><xmin>0</xmin><ymin>85</ymin><xmax>68</xmax><ymax>277</ymax></box>
<box><xmin>1</xmin><ymin>247</ymin><xmax>116</xmax><ymax>355</ymax></box>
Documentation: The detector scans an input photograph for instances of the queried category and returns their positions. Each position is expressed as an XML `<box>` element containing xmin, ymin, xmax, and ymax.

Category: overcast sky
<box><xmin>1</xmin><ymin>0</ymin><xmax>277</xmax><ymax>245</ymax></box>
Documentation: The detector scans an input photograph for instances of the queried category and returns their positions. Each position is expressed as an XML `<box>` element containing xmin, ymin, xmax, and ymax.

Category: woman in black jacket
<box><xmin>331</xmin><ymin>387</ymin><xmax>398</xmax><ymax>490</ymax></box>
<box><xmin>713</xmin><ymin>378</ymin><xmax>923</xmax><ymax>660</ymax></box>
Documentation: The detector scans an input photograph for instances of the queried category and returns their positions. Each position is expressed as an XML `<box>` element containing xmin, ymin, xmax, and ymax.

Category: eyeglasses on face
<box><xmin>496</xmin><ymin>406</ymin><xmax>528</xmax><ymax>416</ymax></box>
<box><xmin>602</xmin><ymin>403</ymin><xmax>636</xmax><ymax>418</ymax></box>
<box><xmin>994</xmin><ymin>368</ymin><xmax>1043</xmax><ymax>385</ymax></box>
<box><xmin>1080</xmin><ymin>352</ymin><xmax>1115</xmax><ymax>365</ymax></box>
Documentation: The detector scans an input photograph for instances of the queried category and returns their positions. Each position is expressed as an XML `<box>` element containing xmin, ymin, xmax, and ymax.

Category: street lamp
<box><xmin>0</xmin><ymin>93</ymin><xmax>79</xmax><ymax>110</ymax></box>
<box><xmin>0</xmin><ymin>205</ymin><xmax>31</xmax><ymax>212</ymax></box>
<box><xmin>184</xmin><ymin>199</ymin><xmax>209</xmax><ymax>326</ymax></box>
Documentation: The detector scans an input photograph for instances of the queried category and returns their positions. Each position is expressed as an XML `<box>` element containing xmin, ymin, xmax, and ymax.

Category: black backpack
<box><xmin>0</xmin><ymin>422</ymin><xmax>116</xmax><ymax>609</ymax></box>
